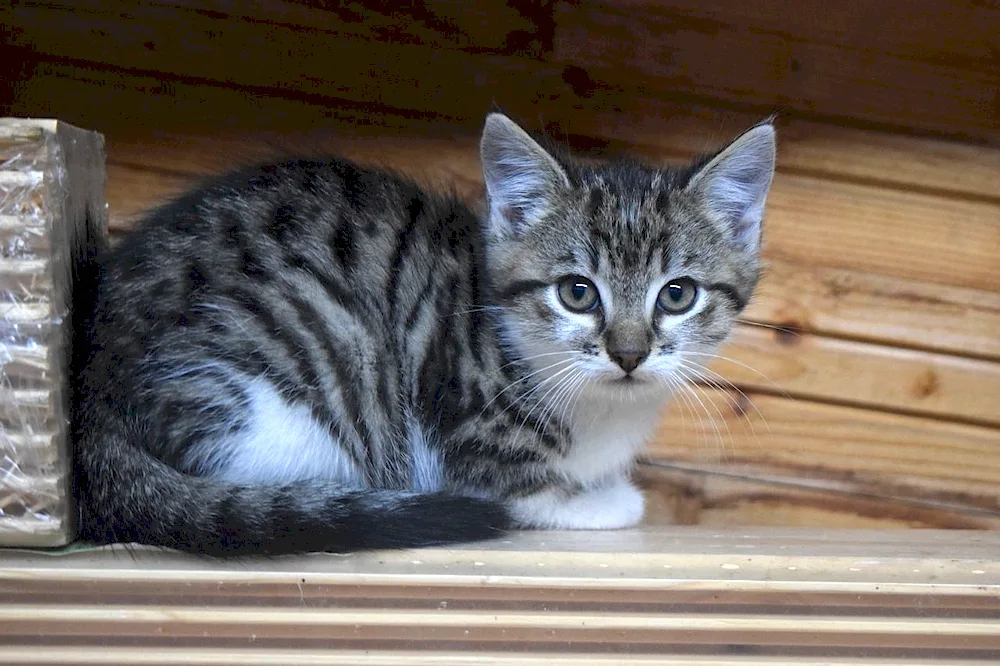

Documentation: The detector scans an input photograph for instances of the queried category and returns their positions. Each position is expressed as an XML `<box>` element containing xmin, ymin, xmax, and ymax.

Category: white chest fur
<box><xmin>556</xmin><ymin>390</ymin><xmax>667</xmax><ymax>487</ymax></box>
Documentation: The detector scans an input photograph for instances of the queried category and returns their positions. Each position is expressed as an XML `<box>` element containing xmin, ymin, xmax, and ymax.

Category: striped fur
<box><xmin>71</xmin><ymin>114</ymin><xmax>775</xmax><ymax>556</ymax></box>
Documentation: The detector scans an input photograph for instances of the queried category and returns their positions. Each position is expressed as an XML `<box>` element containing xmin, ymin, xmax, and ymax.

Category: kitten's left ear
<box><xmin>686</xmin><ymin>122</ymin><xmax>776</xmax><ymax>254</ymax></box>
<box><xmin>480</xmin><ymin>113</ymin><xmax>571</xmax><ymax>237</ymax></box>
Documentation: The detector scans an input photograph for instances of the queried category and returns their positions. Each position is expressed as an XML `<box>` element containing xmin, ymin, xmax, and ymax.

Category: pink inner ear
<box><xmin>731</xmin><ymin>211</ymin><xmax>763</xmax><ymax>251</ymax></box>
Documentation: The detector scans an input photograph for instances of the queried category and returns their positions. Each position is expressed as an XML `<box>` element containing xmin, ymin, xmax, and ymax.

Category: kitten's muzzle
<box><xmin>608</xmin><ymin>349</ymin><xmax>648</xmax><ymax>374</ymax></box>
<box><xmin>605</xmin><ymin>324</ymin><xmax>651</xmax><ymax>374</ymax></box>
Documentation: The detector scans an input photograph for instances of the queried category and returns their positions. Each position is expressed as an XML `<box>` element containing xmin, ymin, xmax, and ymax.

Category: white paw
<box><xmin>508</xmin><ymin>479</ymin><xmax>645</xmax><ymax>530</ymax></box>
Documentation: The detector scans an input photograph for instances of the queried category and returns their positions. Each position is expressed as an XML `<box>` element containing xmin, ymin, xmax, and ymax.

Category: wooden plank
<box><xmin>14</xmin><ymin>0</ymin><xmax>1000</xmax><ymax>151</ymax></box>
<box><xmin>761</xmin><ymin>173</ymin><xmax>1000</xmax><ymax>291</ymax></box>
<box><xmin>5</xmin><ymin>604</ymin><xmax>1000</xmax><ymax>647</ymax></box>
<box><xmin>552</xmin><ymin>0</ymin><xmax>1000</xmax><ymax>143</ymax></box>
<box><xmin>744</xmin><ymin>261</ymin><xmax>1000</xmax><ymax>362</ymax></box>
<box><xmin>638</xmin><ymin>463</ymin><xmax>1000</xmax><ymax>530</ymax></box>
<box><xmin>5</xmin><ymin>648</ymin><xmax>999</xmax><ymax>666</ymax></box>
<box><xmin>8</xmin><ymin>59</ymin><xmax>1000</xmax><ymax>204</ymax></box>
<box><xmin>28</xmin><ymin>0</ymin><xmax>548</xmax><ymax>55</ymax></box>
<box><xmin>0</xmin><ymin>60</ymin><xmax>471</xmax><ymax>138</ymax></box>
<box><xmin>5</xmin><ymin>3</ymin><xmax>561</xmax><ymax>120</ymax></box>
<box><xmin>553</xmin><ymin>103</ymin><xmax>1000</xmax><ymax>203</ymax></box>
<box><xmin>104</xmin><ymin>163</ymin><xmax>195</xmax><ymax>226</ymax></box>
<box><xmin>4</xmin><ymin>528</ymin><xmax>999</xmax><ymax>594</ymax></box>
<box><xmin>713</xmin><ymin>324</ymin><xmax>1000</xmax><ymax>426</ymax></box>
<box><xmin>599</xmin><ymin>0</ymin><xmax>1000</xmax><ymax>72</ymax></box>
<box><xmin>650</xmin><ymin>389</ymin><xmax>1000</xmax><ymax>503</ymax></box>
<box><xmin>0</xmin><ymin>530</ymin><xmax>998</xmax><ymax>659</ymax></box>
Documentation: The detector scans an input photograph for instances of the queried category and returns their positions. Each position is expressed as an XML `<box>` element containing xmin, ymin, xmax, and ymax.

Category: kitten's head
<box><xmin>479</xmin><ymin>113</ymin><xmax>775</xmax><ymax>400</ymax></box>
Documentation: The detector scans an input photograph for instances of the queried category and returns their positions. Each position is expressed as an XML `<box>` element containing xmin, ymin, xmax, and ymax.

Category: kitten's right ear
<box><xmin>480</xmin><ymin>113</ymin><xmax>570</xmax><ymax>236</ymax></box>
<box><xmin>685</xmin><ymin>121</ymin><xmax>776</xmax><ymax>255</ymax></box>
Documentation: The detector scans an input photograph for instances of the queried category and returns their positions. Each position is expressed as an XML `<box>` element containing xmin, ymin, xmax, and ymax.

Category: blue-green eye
<box><xmin>557</xmin><ymin>276</ymin><xmax>600</xmax><ymax>313</ymax></box>
<box><xmin>657</xmin><ymin>278</ymin><xmax>698</xmax><ymax>313</ymax></box>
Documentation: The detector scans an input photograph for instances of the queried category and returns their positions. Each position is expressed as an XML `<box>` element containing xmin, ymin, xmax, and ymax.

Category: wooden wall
<box><xmin>2</xmin><ymin>0</ymin><xmax>999</xmax><ymax>530</ymax></box>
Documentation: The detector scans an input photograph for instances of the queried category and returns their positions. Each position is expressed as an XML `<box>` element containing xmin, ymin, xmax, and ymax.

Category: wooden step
<box><xmin>0</xmin><ymin>529</ymin><xmax>997</xmax><ymax>660</ymax></box>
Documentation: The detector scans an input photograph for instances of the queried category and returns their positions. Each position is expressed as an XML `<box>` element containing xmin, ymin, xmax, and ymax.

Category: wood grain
<box><xmin>6</xmin><ymin>3</ymin><xmax>558</xmax><ymax>121</ymax></box>
<box><xmin>22</xmin><ymin>0</ymin><xmax>548</xmax><ymax>56</ymax></box>
<box><xmin>651</xmin><ymin>388</ymin><xmax>1000</xmax><ymax>502</ymax></box>
<box><xmin>552</xmin><ymin>0</ymin><xmax>1000</xmax><ymax>142</ymax></box>
<box><xmin>0</xmin><ymin>530</ymin><xmax>998</xmax><ymax>660</ymax></box>
<box><xmin>716</xmin><ymin>324</ymin><xmax>1000</xmax><ymax>426</ymax></box>
<box><xmin>762</xmin><ymin>173</ymin><xmax>1000</xmax><ymax>291</ymax></box>
<box><xmin>601</xmin><ymin>0</ymin><xmax>1000</xmax><ymax>70</ymax></box>
<box><xmin>4</xmin><ymin>648</ymin><xmax>999</xmax><ymax>666</ymax></box>
<box><xmin>8</xmin><ymin>59</ymin><xmax>1000</xmax><ymax>202</ymax></box>
<box><xmin>10</xmin><ymin>0</ymin><xmax>1000</xmax><ymax>144</ymax></box>
<box><xmin>638</xmin><ymin>463</ymin><xmax>1000</xmax><ymax>530</ymax></box>
<box><xmin>7</xmin><ymin>605</ymin><xmax>1000</xmax><ymax>646</ymax></box>
<box><xmin>744</xmin><ymin>261</ymin><xmax>1000</xmax><ymax>362</ymax></box>
<box><xmin>557</xmin><ymin>103</ymin><xmax>1000</xmax><ymax>203</ymax></box>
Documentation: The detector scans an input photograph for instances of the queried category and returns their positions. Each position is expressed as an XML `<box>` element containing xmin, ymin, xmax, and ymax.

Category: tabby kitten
<box><xmin>72</xmin><ymin>113</ymin><xmax>775</xmax><ymax>556</ymax></box>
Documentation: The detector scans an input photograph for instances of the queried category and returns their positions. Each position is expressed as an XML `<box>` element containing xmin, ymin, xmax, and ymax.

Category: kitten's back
<box><xmin>72</xmin><ymin>158</ymin><xmax>510</xmax><ymax>555</ymax></box>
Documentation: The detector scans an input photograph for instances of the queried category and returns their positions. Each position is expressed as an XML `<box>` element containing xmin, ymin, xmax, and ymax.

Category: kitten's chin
<box><xmin>590</xmin><ymin>372</ymin><xmax>672</xmax><ymax>401</ymax></box>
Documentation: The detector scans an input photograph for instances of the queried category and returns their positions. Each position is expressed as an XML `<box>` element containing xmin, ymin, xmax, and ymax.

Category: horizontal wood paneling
<box><xmin>552</xmin><ymin>0</ymin><xmax>1000</xmax><ymax>142</ymax></box>
<box><xmin>7</xmin><ymin>0</ymin><xmax>1000</xmax><ymax>143</ymax></box>
<box><xmin>8</xmin><ymin>59</ymin><xmax>1000</xmax><ymax>201</ymax></box>
<box><xmin>638</xmin><ymin>464</ymin><xmax>1000</xmax><ymax>530</ymax></box>
<box><xmin>6</xmin><ymin>3</ymin><xmax>556</xmax><ymax>120</ymax></box>
<box><xmin>761</xmin><ymin>174</ymin><xmax>1000</xmax><ymax>292</ymax></box>
<box><xmin>16</xmin><ymin>0</ymin><xmax>548</xmax><ymax>55</ymax></box>
<box><xmin>651</xmin><ymin>389</ymin><xmax>1000</xmax><ymax>502</ymax></box>
<box><xmin>557</xmin><ymin>105</ymin><xmax>1000</xmax><ymax>203</ymax></box>
<box><xmin>603</xmin><ymin>0</ymin><xmax>1000</xmax><ymax>69</ymax></box>
<box><xmin>717</xmin><ymin>325</ymin><xmax>1000</xmax><ymax>426</ymax></box>
<box><xmin>743</xmin><ymin>262</ymin><xmax>1000</xmax><ymax>362</ymax></box>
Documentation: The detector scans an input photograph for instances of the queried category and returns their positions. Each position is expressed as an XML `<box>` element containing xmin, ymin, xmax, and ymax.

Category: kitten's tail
<box><xmin>76</xmin><ymin>438</ymin><xmax>511</xmax><ymax>557</ymax></box>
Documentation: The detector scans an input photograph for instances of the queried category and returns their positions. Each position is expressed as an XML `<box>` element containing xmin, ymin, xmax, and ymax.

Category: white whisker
<box><xmin>682</xmin><ymin>351</ymin><xmax>789</xmax><ymax>397</ymax></box>
<box><xmin>673</xmin><ymin>364</ymin><xmax>733</xmax><ymax>466</ymax></box>
<box><xmin>479</xmin><ymin>355</ymin><xmax>578</xmax><ymax>416</ymax></box>
<box><xmin>679</xmin><ymin>360</ymin><xmax>771</xmax><ymax>439</ymax></box>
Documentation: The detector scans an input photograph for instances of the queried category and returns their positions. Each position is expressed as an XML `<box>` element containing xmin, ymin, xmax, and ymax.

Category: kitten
<box><xmin>71</xmin><ymin>113</ymin><xmax>775</xmax><ymax>556</ymax></box>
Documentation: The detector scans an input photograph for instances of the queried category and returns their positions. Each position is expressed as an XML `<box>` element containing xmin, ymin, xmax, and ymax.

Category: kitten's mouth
<box><xmin>610</xmin><ymin>374</ymin><xmax>646</xmax><ymax>385</ymax></box>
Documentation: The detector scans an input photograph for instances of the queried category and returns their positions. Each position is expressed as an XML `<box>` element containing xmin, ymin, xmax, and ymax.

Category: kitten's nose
<box><xmin>609</xmin><ymin>350</ymin><xmax>648</xmax><ymax>374</ymax></box>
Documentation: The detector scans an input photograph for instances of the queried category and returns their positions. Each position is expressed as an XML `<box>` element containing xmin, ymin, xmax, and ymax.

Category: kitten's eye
<box><xmin>657</xmin><ymin>278</ymin><xmax>698</xmax><ymax>313</ymax></box>
<box><xmin>557</xmin><ymin>276</ymin><xmax>600</xmax><ymax>313</ymax></box>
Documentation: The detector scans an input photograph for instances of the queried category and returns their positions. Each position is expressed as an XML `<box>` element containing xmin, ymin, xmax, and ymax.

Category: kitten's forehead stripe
<box><xmin>495</xmin><ymin>279</ymin><xmax>549</xmax><ymax>303</ymax></box>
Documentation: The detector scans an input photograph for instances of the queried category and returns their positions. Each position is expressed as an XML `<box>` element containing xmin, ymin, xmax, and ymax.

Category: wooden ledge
<box><xmin>1</xmin><ymin>528</ymin><xmax>999</xmax><ymax>663</ymax></box>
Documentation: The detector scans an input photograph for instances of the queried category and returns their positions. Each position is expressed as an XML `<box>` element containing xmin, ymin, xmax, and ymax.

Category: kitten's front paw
<box><xmin>509</xmin><ymin>479</ymin><xmax>645</xmax><ymax>530</ymax></box>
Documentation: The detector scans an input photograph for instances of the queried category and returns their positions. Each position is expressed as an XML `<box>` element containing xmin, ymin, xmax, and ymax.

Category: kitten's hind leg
<box><xmin>507</xmin><ymin>476</ymin><xmax>645</xmax><ymax>530</ymax></box>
